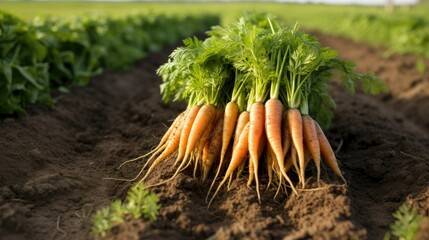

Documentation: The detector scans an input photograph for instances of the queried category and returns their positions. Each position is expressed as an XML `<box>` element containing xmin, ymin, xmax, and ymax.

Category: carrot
<box><xmin>302</xmin><ymin>114</ymin><xmax>321</xmax><ymax>183</ymax></box>
<box><xmin>233</xmin><ymin>111</ymin><xmax>250</xmax><ymax>148</ymax></box>
<box><xmin>117</xmin><ymin>112</ymin><xmax>185</xmax><ymax>170</ymax></box>
<box><xmin>173</xmin><ymin>105</ymin><xmax>201</xmax><ymax>167</ymax></box>
<box><xmin>104</xmin><ymin>113</ymin><xmax>185</xmax><ymax>183</ymax></box>
<box><xmin>144</xmin><ymin>105</ymin><xmax>207</xmax><ymax>188</ymax></box>
<box><xmin>193</xmin><ymin>149</ymin><xmax>201</xmax><ymax>178</ymax></box>
<box><xmin>265</xmin><ymin>142</ymin><xmax>274</xmax><ymax>190</ymax></box>
<box><xmin>314</xmin><ymin>121</ymin><xmax>347</xmax><ymax>183</ymax></box>
<box><xmin>184</xmin><ymin>103</ymin><xmax>217</xmax><ymax>161</ymax></box>
<box><xmin>220</xmin><ymin>102</ymin><xmax>239</xmax><ymax>162</ymax></box>
<box><xmin>140</xmin><ymin>115</ymin><xmax>184</xmax><ymax>182</ymax></box>
<box><xmin>194</xmin><ymin>109</ymin><xmax>219</xmax><ymax>163</ymax></box>
<box><xmin>265</xmin><ymin>99</ymin><xmax>283</xmax><ymax>164</ymax></box>
<box><xmin>247</xmin><ymin>157</ymin><xmax>254</xmax><ymax>187</ymax></box>
<box><xmin>164</xmin><ymin>103</ymin><xmax>217</xmax><ymax>185</ymax></box>
<box><xmin>154</xmin><ymin>112</ymin><xmax>185</xmax><ymax>156</ymax></box>
<box><xmin>304</xmin><ymin>149</ymin><xmax>312</xmax><ymax>169</ymax></box>
<box><xmin>201</xmin><ymin>117</ymin><xmax>224</xmax><ymax>182</ymax></box>
<box><xmin>291</xmin><ymin>145</ymin><xmax>299</xmax><ymax>176</ymax></box>
<box><xmin>199</xmin><ymin>142</ymin><xmax>210</xmax><ymax>178</ymax></box>
<box><xmin>248</xmin><ymin>129</ymin><xmax>267</xmax><ymax>187</ymax></box>
<box><xmin>209</xmin><ymin>110</ymin><xmax>249</xmax><ymax>194</ymax></box>
<box><xmin>248</xmin><ymin>102</ymin><xmax>265</xmax><ymax>202</ymax></box>
<box><xmin>231</xmin><ymin>111</ymin><xmax>250</xmax><ymax>180</ymax></box>
<box><xmin>274</xmin><ymin>152</ymin><xmax>286</xmax><ymax>200</ymax></box>
<box><xmin>287</xmin><ymin>108</ymin><xmax>305</xmax><ymax>188</ymax></box>
<box><xmin>235</xmin><ymin>158</ymin><xmax>245</xmax><ymax>180</ymax></box>
<box><xmin>208</xmin><ymin>122</ymin><xmax>250</xmax><ymax>206</ymax></box>
<box><xmin>274</xmin><ymin>175</ymin><xmax>283</xmax><ymax>200</ymax></box>
<box><xmin>282</xmin><ymin>112</ymin><xmax>292</xmax><ymax>159</ymax></box>
<box><xmin>216</xmin><ymin>102</ymin><xmax>239</xmax><ymax>178</ymax></box>
<box><xmin>227</xmin><ymin>174</ymin><xmax>233</xmax><ymax>190</ymax></box>
<box><xmin>265</xmin><ymin>99</ymin><xmax>296</xmax><ymax>194</ymax></box>
<box><xmin>193</xmin><ymin>109</ymin><xmax>222</xmax><ymax>178</ymax></box>
<box><xmin>284</xmin><ymin>149</ymin><xmax>293</xmax><ymax>173</ymax></box>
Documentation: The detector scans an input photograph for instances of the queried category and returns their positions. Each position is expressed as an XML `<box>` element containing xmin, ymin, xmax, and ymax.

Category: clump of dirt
<box><xmin>0</xmin><ymin>31</ymin><xmax>428</xmax><ymax>240</ymax></box>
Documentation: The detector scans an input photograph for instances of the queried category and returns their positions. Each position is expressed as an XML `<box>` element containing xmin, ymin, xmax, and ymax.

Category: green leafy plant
<box><xmin>91</xmin><ymin>183</ymin><xmax>160</xmax><ymax>238</ymax></box>
<box><xmin>384</xmin><ymin>204</ymin><xmax>422</xmax><ymax>240</ymax></box>
<box><xmin>0</xmin><ymin>11</ymin><xmax>219</xmax><ymax>117</ymax></box>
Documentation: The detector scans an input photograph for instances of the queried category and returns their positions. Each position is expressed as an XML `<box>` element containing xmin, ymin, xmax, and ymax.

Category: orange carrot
<box><xmin>265</xmin><ymin>99</ymin><xmax>284</xmax><ymax>165</ymax></box>
<box><xmin>314</xmin><ymin>121</ymin><xmax>346</xmax><ymax>183</ymax></box>
<box><xmin>184</xmin><ymin>103</ymin><xmax>217</xmax><ymax>160</ymax></box>
<box><xmin>202</xmin><ymin>117</ymin><xmax>224</xmax><ymax>182</ymax></box>
<box><xmin>284</xmin><ymin>150</ymin><xmax>293</xmax><ymax>173</ymax></box>
<box><xmin>265</xmin><ymin>142</ymin><xmax>274</xmax><ymax>190</ymax></box>
<box><xmin>247</xmin><ymin>157</ymin><xmax>254</xmax><ymax>187</ymax></box>
<box><xmin>140</xmin><ymin>113</ymin><xmax>185</xmax><ymax>171</ymax></box>
<box><xmin>208</xmin><ymin>122</ymin><xmax>250</xmax><ymax>206</ymax></box>
<box><xmin>218</xmin><ymin>102</ymin><xmax>239</xmax><ymax>175</ymax></box>
<box><xmin>231</xmin><ymin>111</ymin><xmax>250</xmax><ymax>180</ymax></box>
<box><xmin>141</xmin><ymin>115</ymin><xmax>184</xmax><ymax>182</ymax></box>
<box><xmin>117</xmin><ymin>112</ymin><xmax>185</xmax><ymax>170</ymax></box>
<box><xmin>156</xmin><ymin>112</ymin><xmax>185</xmax><ymax>155</ymax></box>
<box><xmin>302</xmin><ymin>115</ymin><xmax>321</xmax><ymax>183</ymax></box>
<box><xmin>173</xmin><ymin>105</ymin><xmax>201</xmax><ymax>167</ymax></box>
<box><xmin>282</xmin><ymin>112</ymin><xmax>292</xmax><ymax>159</ymax></box>
<box><xmin>168</xmin><ymin>103</ymin><xmax>217</xmax><ymax>183</ymax></box>
<box><xmin>265</xmin><ymin>99</ymin><xmax>296</xmax><ymax>194</ymax></box>
<box><xmin>194</xmin><ymin>109</ymin><xmax>219</xmax><ymax>162</ymax></box>
<box><xmin>199</xmin><ymin>141</ymin><xmax>210</xmax><ymax>178</ymax></box>
<box><xmin>274</xmin><ymin>175</ymin><xmax>283</xmax><ymax>200</ymax></box>
<box><xmin>290</xmin><ymin>145</ymin><xmax>299</xmax><ymax>176</ymax></box>
<box><xmin>233</xmin><ymin>111</ymin><xmax>250</xmax><ymax>148</ymax></box>
<box><xmin>193</xmin><ymin>109</ymin><xmax>222</xmax><ymax>178</ymax></box>
<box><xmin>143</xmin><ymin>105</ymin><xmax>205</xmax><ymax>188</ymax></box>
<box><xmin>304</xmin><ymin>149</ymin><xmax>312</xmax><ymax>168</ymax></box>
<box><xmin>221</xmin><ymin>102</ymin><xmax>239</xmax><ymax>159</ymax></box>
<box><xmin>209</xmin><ymin>110</ymin><xmax>249</xmax><ymax>193</ymax></box>
<box><xmin>248</xmin><ymin>129</ymin><xmax>267</xmax><ymax>187</ymax></box>
<box><xmin>235</xmin><ymin>158</ymin><xmax>246</xmax><ymax>180</ymax></box>
<box><xmin>287</xmin><ymin>108</ymin><xmax>305</xmax><ymax>188</ymax></box>
<box><xmin>248</xmin><ymin>102</ymin><xmax>265</xmax><ymax>202</ymax></box>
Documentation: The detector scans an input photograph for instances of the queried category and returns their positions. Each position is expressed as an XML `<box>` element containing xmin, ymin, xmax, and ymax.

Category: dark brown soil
<box><xmin>1</xmin><ymin>31</ymin><xmax>428</xmax><ymax>240</ymax></box>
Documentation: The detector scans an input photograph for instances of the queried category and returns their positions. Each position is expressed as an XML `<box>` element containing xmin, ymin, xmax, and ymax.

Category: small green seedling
<box><xmin>384</xmin><ymin>204</ymin><xmax>422</xmax><ymax>240</ymax></box>
<box><xmin>91</xmin><ymin>183</ymin><xmax>160</xmax><ymax>237</ymax></box>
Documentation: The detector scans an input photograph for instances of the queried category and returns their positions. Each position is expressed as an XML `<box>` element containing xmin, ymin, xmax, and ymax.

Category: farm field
<box><xmin>1</xmin><ymin>29</ymin><xmax>428</xmax><ymax>239</ymax></box>
<box><xmin>2</xmin><ymin>1</ymin><xmax>429</xmax><ymax>59</ymax></box>
<box><xmin>1</xmin><ymin>2</ymin><xmax>429</xmax><ymax>240</ymax></box>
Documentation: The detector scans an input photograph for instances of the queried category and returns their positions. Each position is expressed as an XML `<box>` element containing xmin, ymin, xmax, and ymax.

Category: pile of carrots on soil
<box><xmin>114</xmin><ymin>13</ymin><xmax>386</xmax><ymax>205</ymax></box>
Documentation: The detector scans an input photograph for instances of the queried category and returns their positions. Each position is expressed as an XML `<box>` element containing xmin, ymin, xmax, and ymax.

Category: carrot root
<box><xmin>302</xmin><ymin>114</ymin><xmax>321</xmax><ymax>184</ymax></box>
<box><xmin>287</xmin><ymin>108</ymin><xmax>305</xmax><ymax>189</ymax></box>
<box><xmin>314</xmin><ymin>121</ymin><xmax>347</xmax><ymax>184</ymax></box>
<box><xmin>248</xmin><ymin>103</ymin><xmax>266</xmax><ymax>202</ymax></box>
<box><xmin>207</xmin><ymin>122</ymin><xmax>250</xmax><ymax>205</ymax></box>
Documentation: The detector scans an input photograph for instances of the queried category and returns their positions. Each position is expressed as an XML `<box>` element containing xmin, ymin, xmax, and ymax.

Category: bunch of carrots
<box><xmin>115</xmin><ymin>13</ymin><xmax>386</xmax><ymax>205</ymax></box>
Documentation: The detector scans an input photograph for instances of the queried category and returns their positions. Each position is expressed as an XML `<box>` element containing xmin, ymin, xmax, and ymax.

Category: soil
<box><xmin>1</xmin><ymin>31</ymin><xmax>428</xmax><ymax>240</ymax></box>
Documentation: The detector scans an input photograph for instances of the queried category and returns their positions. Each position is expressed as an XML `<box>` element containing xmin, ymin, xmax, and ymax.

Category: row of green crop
<box><xmin>0</xmin><ymin>11</ymin><xmax>219</xmax><ymax>116</ymax></box>
<box><xmin>300</xmin><ymin>11</ymin><xmax>429</xmax><ymax>59</ymax></box>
